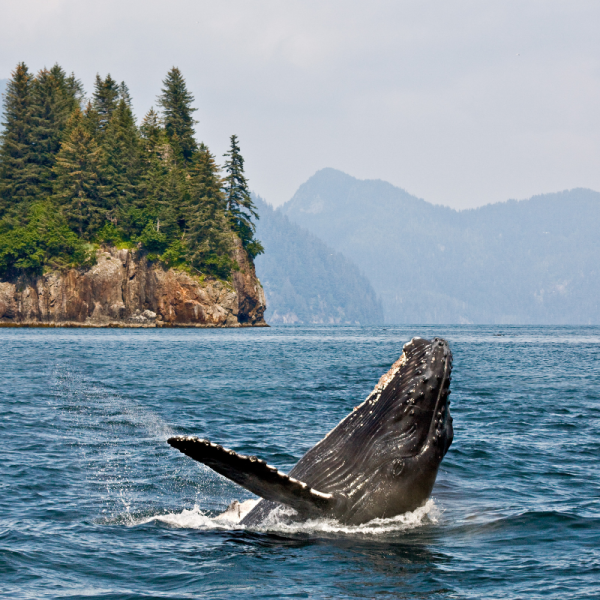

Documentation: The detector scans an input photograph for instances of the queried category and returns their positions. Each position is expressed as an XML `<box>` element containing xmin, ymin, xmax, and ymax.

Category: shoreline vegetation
<box><xmin>0</xmin><ymin>63</ymin><xmax>267</xmax><ymax>327</ymax></box>
<box><xmin>0</xmin><ymin>63</ymin><xmax>266</xmax><ymax>327</ymax></box>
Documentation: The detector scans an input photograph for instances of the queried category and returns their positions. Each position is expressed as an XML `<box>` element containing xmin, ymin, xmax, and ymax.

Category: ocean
<box><xmin>1</xmin><ymin>326</ymin><xmax>599</xmax><ymax>599</ymax></box>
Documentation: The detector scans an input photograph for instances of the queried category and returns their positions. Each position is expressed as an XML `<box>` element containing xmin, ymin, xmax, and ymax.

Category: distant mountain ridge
<box><xmin>281</xmin><ymin>168</ymin><xmax>600</xmax><ymax>324</ymax></box>
<box><xmin>253</xmin><ymin>195</ymin><xmax>383</xmax><ymax>324</ymax></box>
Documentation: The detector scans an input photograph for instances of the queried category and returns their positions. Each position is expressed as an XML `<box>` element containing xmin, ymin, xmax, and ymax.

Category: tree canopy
<box><xmin>0</xmin><ymin>63</ymin><xmax>263</xmax><ymax>280</ymax></box>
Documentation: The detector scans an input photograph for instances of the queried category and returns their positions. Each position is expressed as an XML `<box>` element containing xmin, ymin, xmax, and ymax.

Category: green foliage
<box><xmin>0</xmin><ymin>62</ymin><xmax>35</xmax><ymax>214</ymax></box>
<box><xmin>0</xmin><ymin>202</ymin><xmax>92</xmax><ymax>277</ymax></box>
<box><xmin>161</xmin><ymin>239</ymin><xmax>186</xmax><ymax>267</ymax></box>
<box><xmin>157</xmin><ymin>67</ymin><xmax>197</xmax><ymax>163</ymax></box>
<box><xmin>223</xmin><ymin>134</ymin><xmax>264</xmax><ymax>259</ymax></box>
<box><xmin>92</xmin><ymin>74</ymin><xmax>119</xmax><ymax>134</ymax></box>
<box><xmin>0</xmin><ymin>63</ymin><xmax>264</xmax><ymax>282</ymax></box>
<box><xmin>97</xmin><ymin>222</ymin><xmax>122</xmax><ymax>245</ymax></box>
<box><xmin>100</xmin><ymin>98</ymin><xmax>140</xmax><ymax>212</ymax></box>
<box><xmin>28</xmin><ymin>65</ymin><xmax>83</xmax><ymax>200</ymax></box>
<box><xmin>53</xmin><ymin>109</ymin><xmax>106</xmax><ymax>238</ymax></box>
<box><xmin>183</xmin><ymin>144</ymin><xmax>236</xmax><ymax>277</ymax></box>
<box><xmin>136</xmin><ymin>220</ymin><xmax>168</xmax><ymax>253</ymax></box>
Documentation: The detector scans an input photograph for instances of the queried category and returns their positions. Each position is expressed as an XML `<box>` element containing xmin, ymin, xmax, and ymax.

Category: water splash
<box><xmin>51</xmin><ymin>364</ymin><xmax>182</xmax><ymax>519</ymax></box>
<box><xmin>129</xmin><ymin>499</ymin><xmax>439</xmax><ymax>537</ymax></box>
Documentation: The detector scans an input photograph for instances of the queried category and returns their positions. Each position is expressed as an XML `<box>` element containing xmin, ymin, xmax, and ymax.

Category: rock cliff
<box><xmin>0</xmin><ymin>242</ymin><xmax>267</xmax><ymax>327</ymax></box>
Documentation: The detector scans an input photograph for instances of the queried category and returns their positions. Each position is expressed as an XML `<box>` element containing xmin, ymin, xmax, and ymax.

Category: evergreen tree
<box><xmin>133</xmin><ymin>108</ymin><xmax>184</xmax><ymax>247</ymax></box>
<box><xmin>53</xmin><ymin>109</ymin><xmax>106</xmax><ymax>238</ymax></box>
<box><xmin>92</xmin><ymin>74</ymin><xmax>119</xmax><ymax>133</ymax></box>
<box><xmin>100</xmin><ymin>98</ymin><xmax>140</xmax><ymax>218</ymax></box>
<box><xmin>223</xmin><ymin>134</ymin><xmax>263</xmax><ymax>259</ymax></box>
<box><xmin>82</xmin><ymin>100</ymin><xmax>101</xmax><ymax>136</ymax></box>
<box><xmin>118</xmin><ymin>81</ymin><xmax>132</xmax><ymax>106</ymax></box>
<box><xmin>139</xmin><ymin>108</ymin><xmax>162</xmax><ymax>152</ymax></box>
<box><xmin>157</xmin><ymin>67</ymin><xmax>197</xmax><ymax>162</ymax></box>
<box><xmin>0</xmin><ymin>62</ymin><xmax>35</xmax><ymax>215</ymax></box>
<box><xmin>28</xmin><ymin>66</ymin><xmax>79</xmax><ymax>199</ymax></box>
<box><xmin>61</xmin><ymin>70</ymin><xmax>85</xmax><ymax>113</ymax></box>
<box><xmin>137</xmin><ymin>108</ymin><xmax>178</xmax><ymax>217</ymax></box>
<box><xmin>184</xmin><ymin>143</ymin><xmax>235</xmax><ymax>277</ymax></box>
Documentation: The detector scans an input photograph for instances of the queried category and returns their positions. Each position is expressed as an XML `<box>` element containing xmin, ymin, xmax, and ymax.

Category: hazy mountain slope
<box><xmin>253</xmin><ymin>195</ymin><xmax>383</xmax><ymax>324</ymax></box>
<box><xmin>282</xmin><ymin>168</ymin><xmax>600</xmax><ymax>324</ymax></box>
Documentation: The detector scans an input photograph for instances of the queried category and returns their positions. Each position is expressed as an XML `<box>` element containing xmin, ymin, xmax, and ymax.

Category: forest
<box><xmin>0</xmin><ymin>63</ymin><xmax>262</xmax><ymax>280</ymax></box>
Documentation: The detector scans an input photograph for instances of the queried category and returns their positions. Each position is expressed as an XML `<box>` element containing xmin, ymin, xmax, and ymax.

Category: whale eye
<box><xmin>392</xmin><ymin>459</ymin><xmax>405</xmax><ymax>477</ymax></box>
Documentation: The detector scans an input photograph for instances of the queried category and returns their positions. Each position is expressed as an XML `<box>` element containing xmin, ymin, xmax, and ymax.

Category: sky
<box><xmin>1</xmin><ymin>0</ymin><xmax>599</xmax><ymax>209</ymax></box>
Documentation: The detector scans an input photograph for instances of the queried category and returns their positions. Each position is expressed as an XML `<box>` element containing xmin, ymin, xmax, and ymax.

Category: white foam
<box><xmin>127</xmin><ymin>499</ymin><xmax>439</xmax><ymax>536</ymax></box>
<box><xmin>137</xmin><ymin>505</ymin><xmax>233</xmax><ymax>529</ymax></box>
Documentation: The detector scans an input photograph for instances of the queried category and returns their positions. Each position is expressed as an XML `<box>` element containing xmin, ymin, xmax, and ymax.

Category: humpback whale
<box><xmin>168</xmin><ymin>337</ymin><xmax>453</xmax><ymax>526</ymax></box>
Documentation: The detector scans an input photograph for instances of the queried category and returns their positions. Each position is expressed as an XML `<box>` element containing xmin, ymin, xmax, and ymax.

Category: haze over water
<box><xmin>1</xmin><ymin>326</ymin><xmax>599</xmax><ymax>599</ymax></box>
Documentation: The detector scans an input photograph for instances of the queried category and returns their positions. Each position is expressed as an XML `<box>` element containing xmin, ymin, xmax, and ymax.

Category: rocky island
<box><xmin>0</xmin><ymin>64</ymin><xmax>267</xmax><ymax>327</ymax></box>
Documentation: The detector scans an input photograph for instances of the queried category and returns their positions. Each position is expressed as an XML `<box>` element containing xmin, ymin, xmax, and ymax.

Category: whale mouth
<box><xmin>425</xmin><ymin>338</ymin><xmax>453</xmax><ymax>454</ymax></box>
<box><xmin>391</xmin><ymin>336</ymin><xmax>453</xmax><ymax>456</ymax></box>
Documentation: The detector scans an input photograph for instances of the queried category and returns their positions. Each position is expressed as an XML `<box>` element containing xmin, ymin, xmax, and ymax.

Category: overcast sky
<box><xmin>1</xmin><ymin>0</ymin><xmax>599</xmax><ymax>208</ymax></box>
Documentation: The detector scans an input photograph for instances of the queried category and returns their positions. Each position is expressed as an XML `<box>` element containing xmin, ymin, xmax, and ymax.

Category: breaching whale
<box><xmin>168</xmin><ymin>337</ymin><xmax>453</xmax><ymax>526</ymax></box>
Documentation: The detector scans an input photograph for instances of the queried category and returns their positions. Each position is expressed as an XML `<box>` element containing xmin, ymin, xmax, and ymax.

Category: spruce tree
<box><xmin>223</xmin><ymin>134</ymin><xmax>263</xmax><ymax>259</ymax></box>
<box><xmin>92</xmin><ymin>74</ymin><xmax>119</xmax><ymax>134</ymax></box>
<box><xmin>53</xmin><ymin>109</ymin><xmax>106</xmax><ymax>238</ymax></box>
<box><xmin>139</xmin><ymin>108</ymin><xmax>162</xmax><ymax>152</ymax></box>
<box><xmin>157</xmin><ymin>67</ymin><xmax>197</xmax><ymax>162</ymax></box>
<box><xmin>28</xmin><ymin>66</ymin><xmax>79</xmax><ymax>200</ymax></box>
<box><xmin>118</xmin><ymin>81</ymin><xmax>132</xmax><ymax>106</ymax></box>
<box><xmin>0</xmin><ymin>62</ymin><xmax>35</xmax><ymax>215</ymax></box>
<box><xmin>61</xmin><ymin>69</ymin><xmax>85</xmax><ymax>114</ymax></box>
<box><xmin>184</xmin><ymin>143</ymin><xmax>234</xmax><ymax>277</ymax></box>
<box><xmin>100</xmin><ymin>98</ymin><xmax>140</xmax><ymax>218</ymax></box>
<box><xmin>134</xmin><ymin>108</ymin><xmax>184</xmax><ymax>244</ymax></box>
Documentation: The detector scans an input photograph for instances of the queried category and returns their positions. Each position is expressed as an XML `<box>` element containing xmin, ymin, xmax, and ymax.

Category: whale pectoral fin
<box><xmin>168</xmin><ymin>436</ymin><xmax>335</xmax><ymax>515</ymax></box>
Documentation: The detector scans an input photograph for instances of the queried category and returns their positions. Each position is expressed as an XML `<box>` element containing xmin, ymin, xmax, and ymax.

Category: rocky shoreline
<box><xmin>0</xmin><ymin>242</ymin><xmax>267</xmax><ymax>328</ymax></box>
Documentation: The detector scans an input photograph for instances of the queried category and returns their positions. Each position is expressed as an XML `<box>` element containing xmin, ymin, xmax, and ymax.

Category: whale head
<box><xmin>287</xmin><ymin>336</ymin><xmax>454</xmax><ymax>524</ymax></box>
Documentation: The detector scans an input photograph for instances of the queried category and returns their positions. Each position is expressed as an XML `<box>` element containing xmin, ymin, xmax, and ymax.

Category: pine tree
<box><xmin>53</xmin><ymin>109</ymin><xmax>106</xmax><ymax>238</ymax></box>
<box><xmin>223</xmin><ymin>134</ymin><xmax>263</xmax><ymax>259</ymax></box>
<box><xmin>184</xmin><ymin>143</ymin><xmax>234</xmax><ymax>277</ymax></box>
<box><xmin>137</xmin><ymin>108</ymin><xmax>177</xmax><ymax>214</ymax></box>
<box><xmin>28</xmin><ymin>66</ymin><xmax>80</xmax><ymax>200</ymax></box>
<box><xmin>132</xmin><ymin>108</ymin><xmax>184</xmax><ymax>245</ymax></box>
<box><xmin>118</xmin><ymin>81</ymin><xmax>132</xmax><ymax>106</ymax></box>
<box><xmin>92</xmin><ymin>74</ymin><xmax>119</xmax><ymax>134</ymax></box>
<box><xmin>157</xmin><ymin>67</ymin><xmax>197</xmax><ymax>162</ymax></box>
<box><xmin>139</xmin><ymin>108</ymin><xmax>162</xmax><ymax>152</ymax></box>
<box><xmin>62</xmin><ymin>70</ymin><xmax>85</xmax><ymax>113</ymax></box>
<box><xmin>0</xmin><ymin>62</ymin><xmax>35</xmax><ymax>216</ymax></box>
<box><xmin>100</xmin><ymin>98</ymin><xmax>140</xmax><ymax>218</ymax></box>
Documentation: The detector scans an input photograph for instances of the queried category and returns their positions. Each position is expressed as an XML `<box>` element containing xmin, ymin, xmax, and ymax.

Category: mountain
<box><xmin>281</xmin><ymin>168</ymin><xmax>600</xmax><ymax>324</ymax></box>
<box><xmin>253</xmin><ymin>195</ymin><xmax>383</xmax><ymax>324</ymax></box>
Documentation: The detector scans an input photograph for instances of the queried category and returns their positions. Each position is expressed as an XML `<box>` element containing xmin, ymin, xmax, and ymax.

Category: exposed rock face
<box><xmin>0</xmin><ymin>245</ymin><xmax>267</xmax><ymax>327</ymax></box>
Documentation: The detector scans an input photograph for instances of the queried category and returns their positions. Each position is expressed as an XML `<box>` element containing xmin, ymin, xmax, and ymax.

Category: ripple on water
<box><xmin>0</xmin><ymin>325</ymin><xmax>599</xmax><ymax>600</ymax></box>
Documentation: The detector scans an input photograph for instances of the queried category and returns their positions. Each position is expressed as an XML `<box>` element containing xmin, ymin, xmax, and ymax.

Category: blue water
<box><xmin>1</xmin><ymin>326</ymin><xmax>599</xmax><ymax>599</ymax></box>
